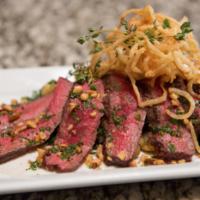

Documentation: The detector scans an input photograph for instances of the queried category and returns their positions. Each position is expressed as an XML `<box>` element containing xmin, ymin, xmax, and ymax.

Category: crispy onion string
<box><xmin>166</xmin><ymin>88</ymin><xmax>195</xmax><ymax>119</ymax></box>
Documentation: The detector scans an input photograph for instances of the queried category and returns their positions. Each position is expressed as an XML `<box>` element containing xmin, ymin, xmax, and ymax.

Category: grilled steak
<box><xmin>0</xmin><ymin>93</ymin><xmax>54</xmax><ymax>131</ymax></box>
<box><xmin>0</xmin><ymin>77</ymin><xmax>73</xmax><ymax>163</ymax></box>
<box><xmin>103</xmin><ymin>75</ymin><xmax>146</xmax><ymax>166</ymax></box>
<box><xmin>138</xmin><ymin>81</ymin><xmax>195</xmax><ymax>161</ymax></box>
<box><xmin>43</xmin><ymin>80</ymin><xmax>104</xmax><ymax>172</ymax></box>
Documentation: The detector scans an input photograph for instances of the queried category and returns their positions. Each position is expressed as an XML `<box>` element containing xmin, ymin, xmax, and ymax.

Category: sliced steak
<box><xmin>148</xmin><ymin>126</ymin><xmax>195</xmax><ymax>161</ymax></box>
<box><xmin>0</xmin><ymin>77</ymin><xmax>73</xmax><ymax>163</ymax></box>
<box><xmin>0</xmin><ymin>93</ymin><xmax>54</xmax><ymax>131</ymax></box>
<box><xmin>43</xmin><ymin>80</ymin><xmax>104</xmax><ymax>172</ymax></box>
<box><xmin>138</xmin><ymin>81</ymin><xmax>195</xmax><ymax>161</ymax></box>
<box><xmin>103</xmin><ymin>75</ymin><xmax>146</xmax><ymax>166</ymax></box>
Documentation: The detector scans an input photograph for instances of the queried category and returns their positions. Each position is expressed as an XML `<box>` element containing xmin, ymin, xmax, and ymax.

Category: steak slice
<box><xmin>0</xmin><ymin>93</ymin><xmax>54</xmax><ymax>131</ymax></box>
<box><xmin>103</xmin><ymin>75</ymin><xmax>146</xmax><ymax>166</ymax></box>
<box><xmin>0</xmin><ymin>77</ymin><xmax>73</xmax><ymax>163</ymax></box>
<box><xmin>138</xmin><ymin>81</ymin><xmax>195</xmax><ymax>161</ymax></box>
<box><xmin>43</xmin><ymin>80</ymin><xmax>104</xmax><ymax>172</ymax></box>
<box><xmin>148</xmin><ymin>126</ymin><xmax>195</xmax><ymax>161</ymax></box>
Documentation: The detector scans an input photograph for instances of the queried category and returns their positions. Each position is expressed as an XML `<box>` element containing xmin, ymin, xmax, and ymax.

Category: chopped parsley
<box><xmin>28</xmin><ymin>160</ymin><xmax>40</xmax><ymax>171</ymax></box>
<box><xmin>170</xmin><ymin>118</ymin><xmax>183</xmax><ymax>126</ymax></box>
<box><xmin>90</xmin><ymin>84</ymin><xmax>97</xmax><ymax>91</ymax></box>
<box><xmin>42</xmin><ymin>114</ymin><xmax>52</xmax><ymax>120</ymax></box>
<box><xmin>70</xmin><ymin>92</ymin><xmax>80</xmax><ymax>99</ymax></box>
<box><xmin>96</xmin><ymin>125</ymin><xmax>106</xmax><ymax>144</ymax></box>
<box><xmin>48</xmin><ymin>80</ymin><xmax>56</xmax><ymax>85</ymax></box>
<box><xmin>39</xmin><ymin>127</ymin><xmax>51</xmax><ymax>132</ymax></box>
<box><xmin>168</xmin><ymin>143</ymin><xmax>176</xmax><ymax>153</ymax></box>
<box><xmin>151</xmin><ymin>125</ymin><xmax>177</xmax><ymax>136</ymax></box>
<box><xmin>162</xmin><ymin>18</ymin><xmax>171</xmax><ymax>29</ymax></box>
<box><xmin>27</xmin><ymin>139</ymin><xmax>40</xmax><ymax>146</ymax></box>
<box><xmin>175</xmin><ymin>21</ymin><xmax>193</xmax><ymax>40</ymax></box>
<box><xmin>83</xmin><ymin>100</ymin><xmax>90</xmax><ymax>108</ymax></box>
<box><xmin>61</xmin><ymin>143</ymin><xmax>81</xmax><ymax>160</ymax></box>
<box><xmin>111</xmin><ymin>110</ymin><xmax>125</xmax><ymax>127</ymax></box>
<box><xmin>49</xmin><ymin>145</ymin><xmax>59</xmax><ymax>153</ymax></box>
<box><xmin>71</xmin><ymin>110</ymin><xmax>80</xmax><ymax>123</ymax></box>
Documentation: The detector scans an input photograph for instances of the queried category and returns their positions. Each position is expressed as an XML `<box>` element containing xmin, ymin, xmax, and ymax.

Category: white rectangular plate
<box><xmin>0</xmin><ymin>66</ymin><xmax>200</xmax><ymax>195</ymax></box>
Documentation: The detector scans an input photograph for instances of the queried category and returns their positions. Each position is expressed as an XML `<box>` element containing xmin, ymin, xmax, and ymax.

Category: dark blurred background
<box><xmin>0</xmin><ymin>0</ymin><xmax>200</xmax><ymax>68</ymax></box>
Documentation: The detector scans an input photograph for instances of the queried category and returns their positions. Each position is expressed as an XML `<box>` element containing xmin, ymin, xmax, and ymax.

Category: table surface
<box><xmin>1</xmin><ymin>0</ymin><xmax>200</xmax><ymax>199</ymax></box>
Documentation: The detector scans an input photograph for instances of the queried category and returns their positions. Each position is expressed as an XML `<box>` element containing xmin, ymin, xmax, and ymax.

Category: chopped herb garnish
<box><xmin>42</xmin><ymin>114</ymin><xmax>52</xmax><ymax>120</ymax></box>
<box><xmin>97</xmin><ymin>126</ymin><xmax>106</xmax><ymax>144</ymax></box>
<box><xmin>170</xmin><ymin>118</ymin><xmax>183</xmax><ymax>126</ymax></box>
<box><xmin>71</xmin><ymin>111</ymin><xmax>80</xmax><ymax>123</ymax></box>
<box><xmin>49</xmin><ymin>145</ymin><xmax>59</xmax><ymax>153</ymax></box>
<box><xmin>83</xmin><ymin>100</ymin><xmax>90</xmax><ymax>108</ymax></box>
<box><xmin>61</xmin><ymin>143</ymin><xmax>81</xmax><ymax>160</ymax></box>
<box><xmin>27</xmin><ymin>140</ymin><xmax>39</xmax><ymax>146</ymax></box>
<box><xmin>90</xmin><ymin>84</ymin><xmax>97</xmax><ymax>91</ymax></box>
<box><xmin>28</xmin><ymin>160</ymin><xmax>40</xmax><ymax>171</ymax></box>
<box><xmin>39</xmin><ymin>127</ymin><xmax>51</xmax><ymax>132</ymax></box>
<box><xmin>168</xmin><ymin>143</ymin><xmax>176</xmax><ymax>153</ymax></box>
<box><xmin>95</xmin><ymin>60</ymin><xmax>101</xmax><ymax>69</ymax></box>
<box><xmin>162</xmin><ymin>18</ymin><xmax>171</xmax><ymax>29</ymax></box>
<box><xmin>111</xmin><ymin>110</ymin><xmax>125</xmax><ymax>127</ymax></box>
<box><xmin>175</xmin><ymin>21</ymin><xmax>193</xmax><ymax>40</ymax></box>
<box><xmin>47</xmin><ymin>80</ymin><xmax>56</xmax><ymax>85</ymax></box>
<box><xmin>151</xmin><ymin>125</ymin><xmax>177</xmax><ymax>136</ymax></box>
<box><xmin>70</xmin><ymin>92</ymin><xmax>80</xmax><ymax>99</ymax></box>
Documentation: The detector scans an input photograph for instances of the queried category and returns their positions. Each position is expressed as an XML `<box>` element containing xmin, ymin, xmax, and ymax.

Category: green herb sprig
<box><xmin>162</xmin><ymin>18</ymin><xmax>171</xmax><ymax>29</ymax></box>
<box><xmin>175</xmin><ymin>21</ymin><xmax>193</xmax><ymax>40</ymax></box>
<box><xmin>77</xmin><ymin>26</ymin><xmax>103</xmax><ymax>45</ymax></box>
<box><xmin>28</xmin><ymin>160</ymin><xmax>40</xmax><ymax>171</ymax></box>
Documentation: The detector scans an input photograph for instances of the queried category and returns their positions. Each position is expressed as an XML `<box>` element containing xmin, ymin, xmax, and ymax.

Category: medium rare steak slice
<box><xmin>43</xmin><ymin>80</ymin><xmax>104</xmax><ymax>172</ymax></box>
<box><xmin>138</xmin><ymin>81</ymin><xmax>195</xmax><ymax>161</ymax></box>
<box><xmin>0</xmin><ymin>93</ymin><xmax>54</xmax><ymax>131</ymax></box>
<box><xmin>148</xmin><ymin>126</ymin><xmax>195</xmax><ymax>161</ymax></box>
<box><xmin>103</xmin><ymin>75</ymin><xmax>146</xmax><ymax>166</ymax></box>
<box><xmin>0</xmin><ymin>78</ymin><xmax>73</xmax><ymax>163</ymax></box>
